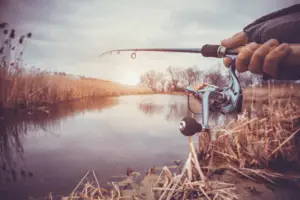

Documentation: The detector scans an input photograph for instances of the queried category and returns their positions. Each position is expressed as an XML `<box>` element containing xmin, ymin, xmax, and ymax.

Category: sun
<box><xmin>118</xmin><ymin>71</ymin><xmax>140</xmax><ymax>86</ymax></box>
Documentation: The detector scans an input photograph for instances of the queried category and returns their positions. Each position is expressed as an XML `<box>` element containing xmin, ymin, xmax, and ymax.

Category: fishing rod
<box><xmin>99</xmin><ymin>44</ymin><xmax>243</xmax><ymax>140</ymax></box>
<box><xmin>99</xmin><ymin>45</ymin><xmax>239</xmax><ymax>59</ymax></box>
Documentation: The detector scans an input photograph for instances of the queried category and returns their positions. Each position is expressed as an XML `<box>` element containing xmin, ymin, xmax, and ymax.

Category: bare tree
<box><xmin>160</xmin><ymin>78</ymin><xmax>167</xmax><ymax>92</ymax></box>
<box><xmin>204</xmin><ymin>70</ymin><xmax>227</xmax><ymax>87</ymax></box>
<box><xmin>139</xmin><ymin>70</ymin><xmax>166</xmax><ymax>91</ymax></box>
<box><xmin>185</xmin><ymin>66</ymin><xmax>203</xmax><ymax>86</ymax></box>
<box><xmin>166</xmin><ymin>66</ymin><xmax>181</xmax><ymax>91</ymax></box>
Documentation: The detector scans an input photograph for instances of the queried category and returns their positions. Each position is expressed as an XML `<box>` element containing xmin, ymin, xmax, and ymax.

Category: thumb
<box><xmin>221</xmin><ymin>31</ymin><xmax>249</xmax><ymax>48</ymax></box>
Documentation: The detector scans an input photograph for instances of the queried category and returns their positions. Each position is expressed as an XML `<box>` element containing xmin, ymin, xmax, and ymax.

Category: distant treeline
<box><xmin>139</xmin><ymin>63</ymin><xmax>299</xmax><ymax>92</ymax></box>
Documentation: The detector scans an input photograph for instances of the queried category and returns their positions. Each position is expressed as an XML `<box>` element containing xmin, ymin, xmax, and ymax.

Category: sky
<box><xmin>1</xmin><ymin>0</ymin><xmax>299</xmax><ymax>85</ymax></box>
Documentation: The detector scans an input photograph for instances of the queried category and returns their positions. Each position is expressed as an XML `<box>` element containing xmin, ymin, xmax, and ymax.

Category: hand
<box><xmin>221</xmin><ymin>32</ymin><xmax>291</xmax><ymax>78</ymax></box>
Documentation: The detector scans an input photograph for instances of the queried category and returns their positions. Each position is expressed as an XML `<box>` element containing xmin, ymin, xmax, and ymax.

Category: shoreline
<box><xmin>1</xmin><ymin>83</ymin><xmax>299</xmax><ymax>119</ymax></box>
<box><xmin>0</xmin><ymin>91</ymin><xmax>185</xmax><ymax>119</ymax></box>
<box><xmin>0</xmin><ymin>84</ymin><xmax>300</xmax><ymax>120</ymax></box>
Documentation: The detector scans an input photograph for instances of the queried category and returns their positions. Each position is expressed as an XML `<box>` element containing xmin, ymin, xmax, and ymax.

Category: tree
<box><xmin>160</xmin><ymin>78</ymin><xmax>168</xmax><ymax>92</ymax></box>
<box><xmin>166</xmin><ymin>66</ymin><xmax>181</xmax><ymax>91</ymax></box>
<box><xmin>139</xmin><ymin>70</ymin><xmax>165</xmax><ymax>91</ymax></box>
<box><xmin>185</xmin><ymin>66</ymin><xmax>203</xmax><ymax>86</ymax></box>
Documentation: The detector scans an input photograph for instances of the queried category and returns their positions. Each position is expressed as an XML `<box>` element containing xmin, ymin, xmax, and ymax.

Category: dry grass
<box><xmin>0</xmin><ymin>68</ymin><xmax>153</xmax><ymax>109</ymax></box>
<box><xmin>0</xmin><ymin>24</ymin><xmax>152</xmax><ymax>111</ymax></box>
<box><xmin>31</xmin><ymin>141</ymin><xmax>239</xmax><ymax>200</ymax></box>
<box><xmin>210</xmin><ymin>96</ymin><xmax>300</xmax><ymax>170</ymax></box>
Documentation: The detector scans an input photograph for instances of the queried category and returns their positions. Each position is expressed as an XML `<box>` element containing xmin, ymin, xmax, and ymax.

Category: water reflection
<box><xmin>0</xmin><ymin>97</ymin><xmax>118</xmax><ymax>186</ymax></box>
<box><xmin>0</xmin><ymin>95</ymin><xmax>191</xmax><ymax>200</ymax></box>
<box><xmin>137</xmin><ymin>96</ymin><xmax>237</xmax><ymax>127</ymax></box>
<box><xmin>0</xmin><ymin>94</ymin><xmax>276</xmax><ymax>200</ymax></box>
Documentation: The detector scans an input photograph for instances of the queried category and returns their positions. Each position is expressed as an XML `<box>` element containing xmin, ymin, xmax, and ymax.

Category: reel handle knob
<box><xmin>179</xmin><ymin>117</ymin><xmax>202</xmax><ymax>136</ymax></box>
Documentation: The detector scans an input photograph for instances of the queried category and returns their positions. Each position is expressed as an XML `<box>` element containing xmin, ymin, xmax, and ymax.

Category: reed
<box><xmin>0</xmin><ymin>24</ymin><xmax>152</xmax><ymax>111</ymax></box>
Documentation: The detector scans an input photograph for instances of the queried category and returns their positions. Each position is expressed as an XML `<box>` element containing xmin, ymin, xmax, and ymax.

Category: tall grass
<box><xmin>0</xmin><ymin>24</ymin><xmax>152</xmax><ymax>110</ymax></box>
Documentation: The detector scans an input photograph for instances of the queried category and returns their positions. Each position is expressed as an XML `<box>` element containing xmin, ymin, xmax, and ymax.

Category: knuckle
<box><xmin>248</xmin><ymin>62</ymin><xmax>261</xmax><ymax>74</ymax></box>
<box><xmin>237</xmin><ymin>54</ymin><xmax>248</xmax><ymax>63</ymax></box>
<box><xmin>253</xmin><ymin>50</ymin><xmax>265</xmax><ymax>60</ymax></box>
<box><xmin>264</xmin><ymin>55</ymin><xmax>276</xmax><ymax>65</ymax></box>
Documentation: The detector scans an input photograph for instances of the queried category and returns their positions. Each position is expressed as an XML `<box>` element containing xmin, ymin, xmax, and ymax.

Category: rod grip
<box><xmin>201</xmin><ymin>45</ymin><xmax>221</xmax><ymax>57</ymax></box>
<box><xmin>202</xmin><ymin>44</ymin><xmax>238</xmax><ymax>58</ymax></box>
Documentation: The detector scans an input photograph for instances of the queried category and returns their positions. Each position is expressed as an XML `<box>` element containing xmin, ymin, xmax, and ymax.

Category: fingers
<box><xmin>248</xmin><ymin>39</ymin><xmax>279</xmax><ymax>74</ymax></box>
<box><xmin>221</xmin><ymin>32</ymin><xmax>249</xmax><ymax>48</ymax></box>
<box><xmin>221</xmin><ymin>37</ymin><xmax>291</xmax><ymax>78</ymax></box>
<box><xmin>262</xmin><ymin>43</ymin><xmax>290</xmax><ymax>78</ymax></box>
<box><xmin>235</xmin><ymin>42</ymin><xmax>260</xmax><ymax>73</ymax></box>
<box><xmin>223</xmin><ymin>42</ymin><xmax>260</xmax><ymax>71</ymax></box>
<box><xmin>221</xmin><ymin>32</ymin><xmax>291</xmax><ymax>78</ymax></box>
<box><xmin>222</xmin><ymin>31</ymin><xmax>249</xmax><ymax>68</ymax></box>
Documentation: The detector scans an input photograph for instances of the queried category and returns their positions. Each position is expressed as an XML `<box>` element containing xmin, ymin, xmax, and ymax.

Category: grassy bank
<box><xmin>0</xmin><ymin>66</ymin><xmax>153</xmax><ymax>110</ymax></box>
<box><xmin>0</xmin><ymin>25</ymin><xmax>155</xmax><ymax>112</ymax></box>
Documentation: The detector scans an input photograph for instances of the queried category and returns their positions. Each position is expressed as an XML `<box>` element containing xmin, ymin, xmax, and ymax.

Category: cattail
<box><xmin>20</xmin><ymin>170</ymin><xmax>26</xmax><ymax>177</ymax></box>
<box><xmin>12</xmin><ymin>46</ymin><xmax>15</xmax><ymax>50</ymax></box>
<box><xmin>126</xmin><ymin>168</ymin><xmax>133</xmax><ymax>176</ymax></box>
<box><xmin>0</xmin><ymin>46</ymin><xmax>3</xmax><ymax>54</ymax></box>
<box><xmin>19</xmin><ymin>36</ymin><xmax>25</xmax><ymax>44</ymax></box>
<box><xmin>3</xmin><ymin>29</ymin><xmax>8</xmax><ymax>35</ymax></box>
<box><xmin>0</xmin><ymin>22</ymin><xmax>8</xmax><ymax>29</ymax></box>
<box><xmin>28</xmin><ymin>172</ymin><xmax>33</xmax><ymax>177</ymax></box>
<box><xmin>9</xmin><ymin>29</ymin><xmax>15</xmax><ymax>39</ymax></box>
<box><xmin>27</xmin><ymin>32</ymin><xmax>32</xmax><ymax>38</ymax></box>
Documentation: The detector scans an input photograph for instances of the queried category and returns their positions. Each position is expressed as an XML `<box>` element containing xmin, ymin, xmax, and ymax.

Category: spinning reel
<box><xmin>179</xmin><ymin>62</ymin><xmax>243</xmax><ymax>137</ymax></box>
<box><xmin>99</xmin><ymin>44</ymin><xmax>243</xmax><ymax>137</ymax></box>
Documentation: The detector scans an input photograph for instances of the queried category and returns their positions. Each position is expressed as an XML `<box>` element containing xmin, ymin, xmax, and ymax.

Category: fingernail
<box><xmin>268</xmin><ymin>39</ymin><xmax>278</xmax><ymax>47</ymax></box>
<box><xmin>278</xmin><ymin>44</ymin><xmax>289</xmax><ymax>51</ymax></box>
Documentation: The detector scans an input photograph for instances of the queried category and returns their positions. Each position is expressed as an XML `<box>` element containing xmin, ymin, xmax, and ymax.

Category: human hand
<box><xmin>221</xmin><ymin>31</ymin><xmax>291</xmax><ymax>78</ymax></box>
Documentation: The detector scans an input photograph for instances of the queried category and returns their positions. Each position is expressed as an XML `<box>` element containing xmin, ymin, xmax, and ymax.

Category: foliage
<box><xmin>139</xmin><ymin>63</ymin><xmax>262</xmax><ymax>92</ymax></box>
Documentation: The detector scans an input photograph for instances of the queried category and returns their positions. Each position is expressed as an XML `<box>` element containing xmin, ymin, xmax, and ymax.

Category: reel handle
<box><xmin>179</xmin><ymin>117</ymin><xmax>202</xmax><ymax>137</ymax></box>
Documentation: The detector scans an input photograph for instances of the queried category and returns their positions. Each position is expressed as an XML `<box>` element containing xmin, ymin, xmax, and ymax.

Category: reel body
<box><xmin>179</xmin><ymin>60</ymin><xmax>243</xmax><ymax>137</ymax></box>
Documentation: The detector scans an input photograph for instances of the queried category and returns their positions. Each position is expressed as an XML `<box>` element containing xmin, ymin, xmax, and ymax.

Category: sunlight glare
<box><xmin>118</xmin><ymin>71</ymin><xmax>141</xmax><ymax>86</ymax></box>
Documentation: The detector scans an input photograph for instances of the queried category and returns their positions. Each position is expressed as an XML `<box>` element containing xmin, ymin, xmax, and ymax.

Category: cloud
<box><xmin>1</xmin><ymin>0</ymin><xmax>298</xmax><ymax>83</ymax></box>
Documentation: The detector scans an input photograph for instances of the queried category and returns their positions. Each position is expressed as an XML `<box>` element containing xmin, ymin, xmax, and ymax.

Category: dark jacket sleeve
<box><xmin>243</xmin><ymin>4</ymin><xmax>300</xmax><ymax>43</ymax></box>
<box><xmin>242</xmin><ymin>4</ymin><xmax>300</xmax><ymax>80</ymax></box>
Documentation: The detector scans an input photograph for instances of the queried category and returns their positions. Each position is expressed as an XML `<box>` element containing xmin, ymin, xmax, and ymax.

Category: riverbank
<box><xmin>1</xmin><ymin>81</ymin><xmax>298</xmax><ymax>119</ymax></box>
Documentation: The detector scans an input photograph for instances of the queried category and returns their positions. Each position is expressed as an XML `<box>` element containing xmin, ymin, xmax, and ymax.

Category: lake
<box><xmin>0</xmin><ymin>94</ymin><xmax>254</xmax><ymax>200</ymax></box>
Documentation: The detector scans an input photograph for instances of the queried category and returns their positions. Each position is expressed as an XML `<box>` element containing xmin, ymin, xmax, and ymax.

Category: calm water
<box><xmin>0</xmin><ymin>94</ymin><xmax>249</xmax><ymax>200</ymax></box>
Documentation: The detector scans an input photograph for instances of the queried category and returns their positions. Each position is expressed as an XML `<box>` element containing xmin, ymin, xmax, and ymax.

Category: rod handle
<box><xmin>201</xmin><ymin>45</ymin><xmax>238</xmax><ymax>58</ymax></box>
